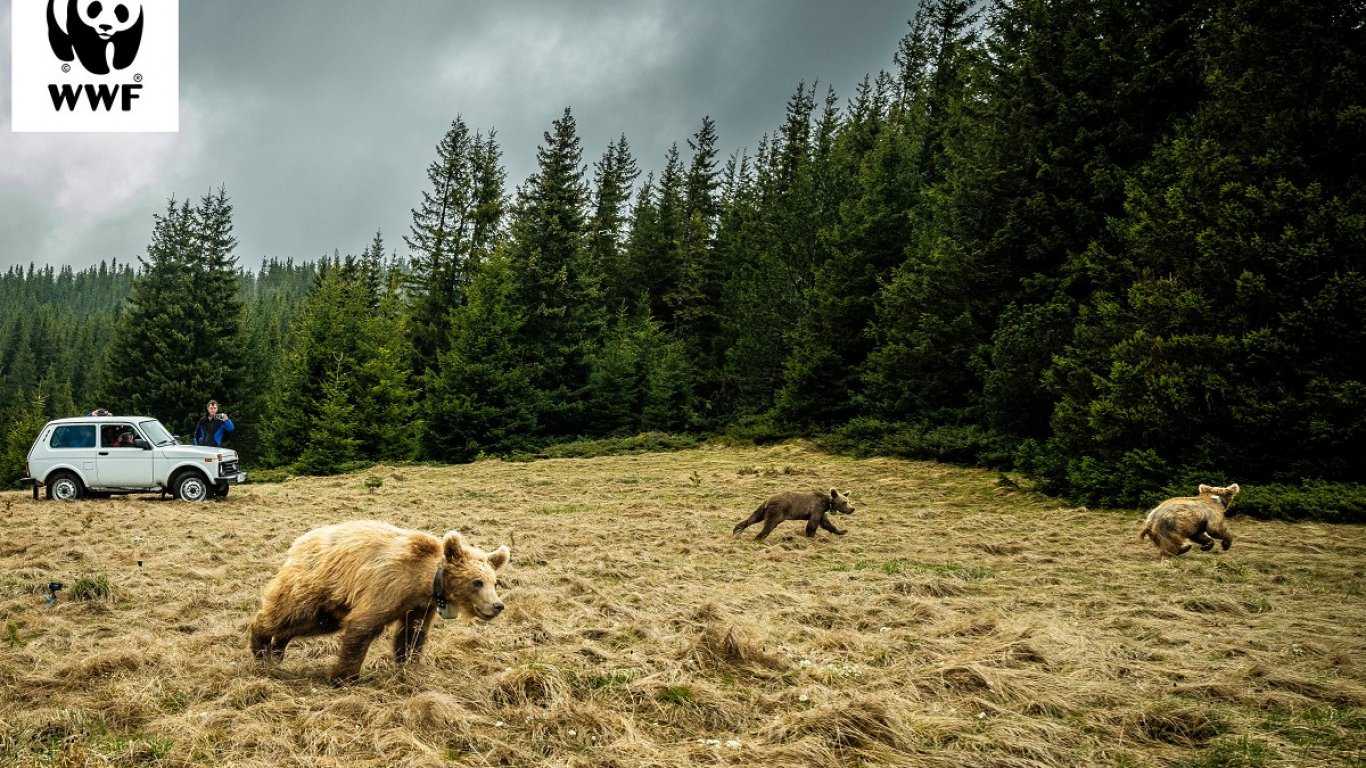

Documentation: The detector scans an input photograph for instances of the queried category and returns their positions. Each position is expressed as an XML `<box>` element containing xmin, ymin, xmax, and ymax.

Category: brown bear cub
<box><xmin>249</xmin><ymin>520</ymin><xmax>510</xmax><ymax>683</ymax></box>
<box><xmin>733</xmin><ymin>488</ymin><xmax>856</xmax><ymax>540</ymax></box>
<box><xmin>1139</xmin><ymin>484</ymin><xmax>1240</xmax><ymax>556</ymax></box>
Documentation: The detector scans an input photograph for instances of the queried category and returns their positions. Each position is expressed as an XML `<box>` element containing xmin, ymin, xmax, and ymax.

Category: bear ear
<box><xmin>488</xmin><ymin>545</ymin><xmax>510</xmax><ymax>570</ymax></box>
<box><xmin>1198</xmin><ymin>484</ymin><xmax>1214</xmax><ymax>495</ymax></box>
<box><xmin>442</xmin><ymin>531</ymin><xmax>467</xmax><ymax>562</ymax></box>
<box><xmin>830</xmin><ymin>488</ymin><xmax>839</xmax><ymax>499</ymax></box>
<box><xmin>1227</xmin><ymin>483</ymin><xmax>1240</xmax><ymax>495</ymax></box>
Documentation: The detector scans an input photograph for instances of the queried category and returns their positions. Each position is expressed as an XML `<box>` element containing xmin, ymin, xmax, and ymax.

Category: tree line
<box><xmin>1</xmin><ymin>0</ymin><xmax>1361</xmax><ymax>518</ymax></box>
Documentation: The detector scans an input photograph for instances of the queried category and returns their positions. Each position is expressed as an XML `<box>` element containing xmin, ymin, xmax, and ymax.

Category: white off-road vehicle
<box><xmin>23</xmin><ymin>416</ymin><xmax>247</xmax><ymax>501</ymax></box>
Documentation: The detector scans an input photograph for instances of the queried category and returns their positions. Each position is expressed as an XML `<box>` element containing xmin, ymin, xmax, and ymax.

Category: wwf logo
<box><xmin>46</xmin><ymin>0</ymin><xmax>144</xmax><ymax>75</ymax></box>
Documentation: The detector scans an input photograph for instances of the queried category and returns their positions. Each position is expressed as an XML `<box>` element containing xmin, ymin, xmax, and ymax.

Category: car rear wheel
<box><xmin>173</xmin><ymin>472</ymin><xmax>211</xmax><ymax>502</ymax></box>
<box><xmin>46</xmin><ymin>471</ymin><xmax>83</xmax><ymax>501</ymax></box>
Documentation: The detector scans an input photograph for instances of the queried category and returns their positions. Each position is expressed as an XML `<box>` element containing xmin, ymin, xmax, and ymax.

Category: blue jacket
<box><xmin>194</xmin><ymin>414</ymin><xmax>235</xmax><ymax>446</ymax></box>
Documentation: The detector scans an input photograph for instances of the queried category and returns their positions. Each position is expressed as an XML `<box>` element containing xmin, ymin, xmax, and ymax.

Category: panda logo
<box><xmin>46</xmin><ymin>0</ymin><xmax>144</xmax><ymax>75</ymax></box>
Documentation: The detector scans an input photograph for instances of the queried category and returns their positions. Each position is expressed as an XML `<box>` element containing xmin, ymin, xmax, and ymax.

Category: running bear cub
<box><xmin>250</xmin><ymin>520</ymin><xmax>510</xmax><ymax>682</ymax></box>
<box><xmin>733</xmin><ymin>488</ymin><xmax>856</xmax><ymax>540</ymax></box>
<box><xmin>1139</xmin><ymin>484</ymin><xmax>1240</xmax><ymax>556</ymax></box>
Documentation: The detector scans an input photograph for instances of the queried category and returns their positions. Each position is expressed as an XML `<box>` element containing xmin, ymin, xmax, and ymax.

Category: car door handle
<box><xmin>99</xmin><ymin>451</ymin><xmax>109</xmax><ymax>456</ymax></box>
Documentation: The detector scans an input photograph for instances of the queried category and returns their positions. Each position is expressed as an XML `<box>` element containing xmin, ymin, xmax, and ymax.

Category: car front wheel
<box><xmin>46</xmin><ymin>471</ymin><xmax>83</xmax><ymax>501</ymax></box>
<box><xmin>174</xmin><ymin>472</ymin><xmax>211</xmax><ymax>502</ymax></box>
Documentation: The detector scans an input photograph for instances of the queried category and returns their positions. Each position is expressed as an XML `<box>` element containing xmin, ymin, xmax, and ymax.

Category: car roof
<box><xmin>45</xmin><ymin>416</ymin><xmax>157</xmax><ymax>425</ymax></box>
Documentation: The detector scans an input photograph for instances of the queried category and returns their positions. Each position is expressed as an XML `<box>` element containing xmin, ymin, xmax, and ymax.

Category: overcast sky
<box><xmin>1</xmin><ymin>1</ymin><xmax>917</xmax><ymax>272</ymax></box>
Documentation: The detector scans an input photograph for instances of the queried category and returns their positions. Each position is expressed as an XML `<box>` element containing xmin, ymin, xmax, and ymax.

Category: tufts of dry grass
<box><xmin>2</xmin><ymin>440</ymin><xmax>1364</xmax><ymax>766</ymax></box>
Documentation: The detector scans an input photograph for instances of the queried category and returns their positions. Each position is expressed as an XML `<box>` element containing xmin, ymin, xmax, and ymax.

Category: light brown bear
<box><xmin>1139</xmin><ymin>484</ymin><xmax>1240</xmax><ymax>556</ymax></box>
<box><xmin>732</xmin><ymin>488</ymin><xmax>856</xmax><ymax>540</ymax></box>
<box><xmin>249</xmin><ymin>520</ymin><xmax>510</xmax><ymax>683</ymax></box>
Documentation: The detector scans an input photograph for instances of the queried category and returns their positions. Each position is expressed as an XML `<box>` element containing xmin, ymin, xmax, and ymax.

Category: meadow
<box><xmin>1</xmin><ymin>442</ymin><xmax>1363</xmax><ymax>767</ymax></box>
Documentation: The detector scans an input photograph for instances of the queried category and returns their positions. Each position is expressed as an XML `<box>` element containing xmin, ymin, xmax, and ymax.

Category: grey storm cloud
<box><xmin>1</xmin><ymin>0</ymin><xmax>917</xmax><ymax>271</ymax></box>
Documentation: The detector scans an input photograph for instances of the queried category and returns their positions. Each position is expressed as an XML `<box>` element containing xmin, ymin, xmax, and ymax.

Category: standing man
<box><xmin>194</xmin><ymin>399</ymin><xmax>235</xmax><ymax>447</ymax></box>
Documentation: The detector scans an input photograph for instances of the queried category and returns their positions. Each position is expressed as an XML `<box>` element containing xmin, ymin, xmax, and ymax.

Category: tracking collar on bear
<box><xmin>432</xmin><ymin>566</ymin><xmax>448</xmax><ymax>617</ymax></box>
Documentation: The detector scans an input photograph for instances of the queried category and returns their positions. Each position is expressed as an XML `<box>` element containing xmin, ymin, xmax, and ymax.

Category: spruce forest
<box><xmin>1</xmin><ymin>0</ymin><xmax>1362</xmax><ymax>518</ymax></box>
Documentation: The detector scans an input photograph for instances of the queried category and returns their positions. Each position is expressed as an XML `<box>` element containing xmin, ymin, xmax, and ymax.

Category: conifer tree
<box><xmin>713</xmin><ymin>141</ymin><xmax>780</xmax><ymax>417</ymax></box>
<box><xmin>355</xmin><ymin>264</ymin><xmax>420</xmax><ymax>462</ymax></box>
<box><xmin>294</xmin><ymin>357</ymin><xmax>362</xmax><ymax>475</ymax></box>
<box><xmin>779</xmin><ymin>76</ymin><xmax>917</xmax><ymax>427</ymax></box>
<box><xmin>509</xmin><ymin>107</ymin><xmax>601</xmax><ymax>437</ymax></box>
<box><xmin>1036</xmin><ymin>0</ymin><xmax>1366</xmax><ymax>502</ymax></box>
<box><xmin>262</xmin><ymin>261</ymin><xmax>368</xmax><ymax>465</ymax></box>
<box><xmin>425</xmin><ymin>249</ymin><xmax>537</xmax><ymax>461</ymax></box>
<box><xmin>719</xmin><ymin>84</ymin><xmax>831</xmax><ymax>415</ymax></box>
<box><xmin>406</xmin><ymin>118</ymin><xmax>506</xmax><ymax>375</ymax></box>
<box><xmin>431</xmin><ymin>107</ymin><xmax>600</xmax><ymax>453</ymax></box>
<box><xmin>586</xmin><ymin>304</ymin><xmax>694</xmax><ymax>435</ymax></box>
<box><xmin>620</xmin><ymin>173</ymin><xmax>659</xmax><ymax>309</ymax></box>
<box><xmin>674</xmin><ymin>117</ymin><xmax>726</xmax><ymax>389</ymax></box>
<box><xmin>975</xmin><ymin>0</ymin><xmax>1210</xmax><ymax>442</ymax></box>
<box><xmin>588</xmin><ymin>135</ymin><xmax>639</xmax><ymax>308</ymax></box>
<box><xmin>631</xmin><ymin>144</ymin><xmax>686</xmax><ymax>327</ymax></box>
<box><xmin>470</xmin><ymin>132</ymin><xmax>509</xmax><ymax>261</ymax></box>
<box><xmin>359</xmin><ymin>229</ymin><xmax>386</xmax><ymax>308</ymax></box>
<box><xmin>191</xmin><ymin>185</ymin><xmax>250</xmax><ymax>439</ymax></box>
<box><xmin>1</xmin><ymin>315</ymin><xmax>39</xmax><ymax>413</ymax></box>
<box><xmin>1</xmin><ymin>261</ymin><xmax>132</xmax><ymax>421</ymax></box>
<box><xmin>261</xmin><ymin>246</ymin><xmax>421</xmax><ymax>470</ymax></box>
<box><xmin>894</xmin><ymin>0</ymin><xmax>983</xmax><ymax>185</ymax></box>
<box><xmin>98</xmin><ymin>189</ymin><xmax>246</xmax><ymax>438</ymax></box>
<box><xmin>861</xmin><ymin>0</ymin><xmax>993</xmax><ymax>431</ymax></box>
<box><xmin>0</xmin><ymin>392</ymin><xmax>49</xmax><ymax>486</ymax></box>
<box><xmin>866</xmin><ymin>0</ymin><xmax>1205</xmax><ymax>448</ymax></box>
<box><xmin>101</xmin><ymin>199</ymin><xmax>193</xmax><ymax>422</ymax></box>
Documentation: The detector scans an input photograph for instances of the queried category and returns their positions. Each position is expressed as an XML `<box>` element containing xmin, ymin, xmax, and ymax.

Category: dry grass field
<box><xmin>2</xmin><ymin>441</ymin><xmax>1363</xmax><ymax>767</ymax></box>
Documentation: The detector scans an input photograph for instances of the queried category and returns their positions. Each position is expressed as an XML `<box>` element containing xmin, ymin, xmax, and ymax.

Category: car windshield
<box><xmin>138</xmin><ymin>419</ymin><xmax>176</xmax><ymax>447</ymax></box>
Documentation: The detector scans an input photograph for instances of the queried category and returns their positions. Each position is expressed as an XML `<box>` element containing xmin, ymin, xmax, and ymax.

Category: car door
<box><xmin>95</xmin><ymin>422</ymin><xmax>155</xmax><ymax>488</ymax></box>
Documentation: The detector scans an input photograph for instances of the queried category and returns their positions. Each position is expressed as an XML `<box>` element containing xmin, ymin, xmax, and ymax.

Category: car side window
<box><xmin>102</xmin><ymin>424</ymin><xmax>140</xmax><ymax>447</ymax></box>
<box><xmin>51</xmin><ymin>425</ymin><xmax>96</xmax><ymax>449</ymax></box>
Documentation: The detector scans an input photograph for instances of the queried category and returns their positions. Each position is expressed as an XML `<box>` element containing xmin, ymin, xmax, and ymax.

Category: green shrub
<box><xmin>247</xmin><ymin>467</ymin><xmax>292</xmax><ymax>484</ymax></box>
<box><xmin>1225</xmin><ymin>481</ymin><xmax>1366</xmax><ymax>523</ymax></box>
<box><xmin>538</xmin><ymin>432</ymin><xmax>702</xmax><ymax>459</ymax></box>
<box><xmin>824</xmin><ymin>418</ymin><xmax>1012</xmax><ymax>466</ymax></box>
<box><xmin>1</xmin><ymin>393</ymin><xmax>51</xmax><ymax>488</ymax></box>
<box><xmin>715</xmin><ymin>415</ymin><xmax>797</xmax><ymax>446</ymax></box>
<box><xmin>1018</xmin><ymin>438</ymin><xmax>1366</xmax><ymax>520</ymax></box>
<box><xmin>71</xmin><ymin>574</ymin><xmax>113</xmax><ymax>601</ymax></box>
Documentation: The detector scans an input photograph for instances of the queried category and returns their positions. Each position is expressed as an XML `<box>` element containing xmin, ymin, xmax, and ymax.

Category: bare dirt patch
<box><xmin>2</xmin><ymin>442</ymin><xmax>1363</xmax><ymax>766</ymax></box>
